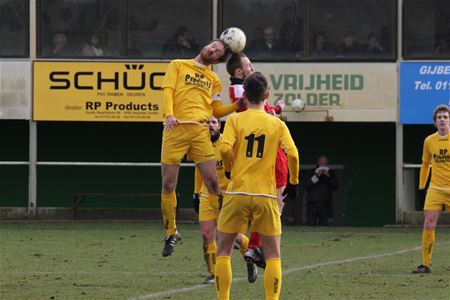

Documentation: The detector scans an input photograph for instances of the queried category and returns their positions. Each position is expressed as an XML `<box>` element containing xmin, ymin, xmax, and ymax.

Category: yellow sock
<box><xmin>203</xmin><ymin>241</ymin><xmax>217</xmax><ymax>276</ymax></box>
<box><xmin>215</xmin><ymin>256</ymin><xmax>231</xmax><ymax>300</ymax></box>
<box><xmin>239</xmin><ymin>234</ymin><xmax>249</xmax><ymax>255</ymax></box>
<box><xmin>264</xmin><ymin>258</ymin><xmax>282</xmax><ymax>300</ymax></box>
<box><xmin>421</xmin><ymin>229</ymin><xmax>435</xmax><ymax>267</ymax></box>
<box><xmin>161</xmin><ymin>192</ymin><xmax>177</xmax><ymax>236</ymax></box>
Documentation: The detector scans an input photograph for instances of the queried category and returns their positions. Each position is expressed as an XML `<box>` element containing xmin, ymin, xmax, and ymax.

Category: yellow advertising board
<box><xmin>33</xmin><ymin>61</ymin><xmax>167</xmax><ymax>122</ymax></box>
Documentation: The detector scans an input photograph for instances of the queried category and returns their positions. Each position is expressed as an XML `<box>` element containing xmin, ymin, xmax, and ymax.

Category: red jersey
<box><xmin>229</xmin><ymin>78</ymin><xmax>282</xmax><ymax>114</ymax></box>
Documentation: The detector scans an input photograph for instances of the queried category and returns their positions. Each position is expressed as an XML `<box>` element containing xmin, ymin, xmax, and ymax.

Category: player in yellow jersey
<box><xmin>412</xmin><ymin>104</ymin><xmax>450</xmax><ymax>274</ymax></box>
<box><xmin>215</xmin><ymin>72</ymin><xmax>300</xmax><ymax>300</ymax></box>
<box><xmin>192</xmin><ymin>116</ymin><xmax>253</xmax><ymax>284</ymax></box>
<box><xmin>160</xmin><ymin>40</ymin><xmax>243</xmax><ymax>257</ymax></box>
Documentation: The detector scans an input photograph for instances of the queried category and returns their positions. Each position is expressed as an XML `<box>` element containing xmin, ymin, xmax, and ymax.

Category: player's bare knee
<box><xmin>424</xmin><ymin>219</ymin><xmax>437</xmax><ymax>230</ymax></box>
<box><xmin>201</xmin><ymin>230</ymin><xmax>214</xmax><ymax>244</ymax></box>
<box><xmin>162</xmin><ymin>179</ymin><xmax>176</xmax><ymax>193</ymax></box>
<box><xmin>204</xmin><ymin>178</ymin><xmax>220</xmax><ymax>195</ymax></box>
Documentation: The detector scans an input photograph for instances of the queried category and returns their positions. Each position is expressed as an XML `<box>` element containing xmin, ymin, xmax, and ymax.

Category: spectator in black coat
<box><xmin>304</xmin><ymin>155</ymin><xmax>339</xmax><ymax>226</ymax></box>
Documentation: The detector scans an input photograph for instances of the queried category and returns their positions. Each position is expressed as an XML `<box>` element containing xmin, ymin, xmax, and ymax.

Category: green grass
<box><xmin>1</xmin><ymin>222</ymin><xmax>449</xmax><ymax>299</ymax></box>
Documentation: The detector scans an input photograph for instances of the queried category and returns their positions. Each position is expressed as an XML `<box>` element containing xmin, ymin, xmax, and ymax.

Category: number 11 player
<box><xmin>215</xmin><ymin>71</ymin><xmax>300</xmax><ymax>300</ymax></box>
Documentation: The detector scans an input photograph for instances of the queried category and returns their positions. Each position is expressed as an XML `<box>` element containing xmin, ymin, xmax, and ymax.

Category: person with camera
<box><xmin>305</xmin><ymin>155</ymin><xmax>339</xmax><ymax>226</ymax></box>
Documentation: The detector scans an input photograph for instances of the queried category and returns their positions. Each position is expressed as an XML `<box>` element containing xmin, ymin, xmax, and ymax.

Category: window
<box><xmin>0</xmin><ymin>0</ymin><xmax>29</xmax><ymax>57</ymax></box>
<box><xmin>38</xmin><ymin>0</ymin><xmax>122</xmax><ymax>58</ymax></box>
<box><xmin>220</xmin><ymin>0</ymin><xmax>305</xmax><ymax>61</ymax></box>
<box><xmin>311</xmin><ymin>0</ymin><xmax>396</xmax><ymax>61</ymax></box>
<box><xmin>128</xmin><ymin>0</ymin><xmax>212</xmax><ymax>58</ymax></box>
<box><xmin>404</xmin><ymin>0</ymin><xmax>450</xmax><ymax>59</ymax></box>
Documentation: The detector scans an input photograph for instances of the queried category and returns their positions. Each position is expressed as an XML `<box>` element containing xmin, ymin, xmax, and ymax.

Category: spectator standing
<box><xmin>304</xmin><ymin>155</ymin><xmax>339</xmax><ymax>226</ymax></box>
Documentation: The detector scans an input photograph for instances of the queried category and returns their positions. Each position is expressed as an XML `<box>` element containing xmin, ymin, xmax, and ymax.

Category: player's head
<box><xmin>432</xmin><ymin>104</ymin><xmax>450</xmax><ymax>130</ymax></box>
<box><xmin>226</xmin><ymin>52</ymin><xmax>254</xmax><ymax>79</ymax></box>
<box><xmin>199</xmin><ymin>39</ymin><xmax>231</xmax><ymax>64</ymax></box>
<box><xmin>243</xmin><ymin>71</ymin><xmax>269</xmax><ymax>105</ymax></box>
<box><xmin>207</xmin><ymin>116</ymin><xmax>221</xmax><ymax>142</ymax></box>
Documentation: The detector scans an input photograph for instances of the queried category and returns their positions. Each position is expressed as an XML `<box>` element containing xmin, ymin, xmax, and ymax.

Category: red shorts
<box><xmin>275</xmin><ymin>148</ymin><xmax>288</xmax><ymax>188</ymax></box>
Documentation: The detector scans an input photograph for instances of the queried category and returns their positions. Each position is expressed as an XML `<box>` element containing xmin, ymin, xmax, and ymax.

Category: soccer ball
<box><xmin>291</xmin><ymin>98</ymin><xmax>305</xmax><ymax>111</ymax></box>
<box><xmin>219</xmin><ymin>27</ymin><xmax>246</xmax><ymax>53</ymax></box>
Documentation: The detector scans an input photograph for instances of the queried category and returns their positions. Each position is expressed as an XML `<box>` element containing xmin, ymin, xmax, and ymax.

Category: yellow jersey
<box><xmin>162</xmin><ymin>59</ymin><xmax>222</xmax><ymax>123</ymax></box>
<box><xmin>420</xmin><ymin>132</ymin><xmax>450</xmax><ymax>190</ymax></box>
<box><xmin>220</xmin><ymin>108</ymin><xmax>299</xmax><ymax>197</ymax></box>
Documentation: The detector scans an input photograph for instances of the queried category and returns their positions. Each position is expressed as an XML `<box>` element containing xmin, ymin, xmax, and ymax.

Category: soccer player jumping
<box><xmin>412</xmin><ymin>104</ymin><xmax>450</xmax><ymax>274</ymax></box>
<box><xmin>160</xmin><ymin>40</ymin><xmax>243</xmax><ymax>257</ymax></box>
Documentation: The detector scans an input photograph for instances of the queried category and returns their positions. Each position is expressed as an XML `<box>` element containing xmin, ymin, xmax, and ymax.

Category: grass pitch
<box><xmin>1</xmin><ymin>222</ymin><xmax>449</xmax><ymax>299</ymax></box>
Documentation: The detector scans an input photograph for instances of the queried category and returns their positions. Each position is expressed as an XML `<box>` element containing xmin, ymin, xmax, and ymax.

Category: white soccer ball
<box><xmin>219</xmin><ymin>27</ymin><xmax>246</xmax><ymax>53</ymax></box>
<box><xmin>291</xmin><ymin>98</ymin><xmax>305</xmax><ymax>111</ymax></box>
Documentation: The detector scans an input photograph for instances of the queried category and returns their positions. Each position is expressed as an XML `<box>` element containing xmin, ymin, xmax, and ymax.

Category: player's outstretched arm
<box><xmin>211</xmin><ymin>100</ymin><xmax>241</xmax><ymax>118</ymax></box>
<box><xmin>265</xmin><ymin>102</ymin><xmax>283</xmax><ymax>115</ymax></box>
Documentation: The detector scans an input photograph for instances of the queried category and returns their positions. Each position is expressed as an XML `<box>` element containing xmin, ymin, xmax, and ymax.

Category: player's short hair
<box><xmin>432</xmin><ymin>104</ymin><xmax>450</xmax><ymax>122</ymax></box>
<box><xmin>226</xmin><ymin>52</ymin><xmax>247</xmax><ymax>76</ymax></box>
<box><xmin>244</xmin><ymin>71</ymin><xmax>267</xmax><ymax>105</ymax></box>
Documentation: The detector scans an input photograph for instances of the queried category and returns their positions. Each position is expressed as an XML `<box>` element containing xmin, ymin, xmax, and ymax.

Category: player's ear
<box><xmin>235</xmin><ymin>68</ymin><xmax>243</xmax><ymax>77</ymax></box>
<box><xmin>264</xmin><ymin>89</ymin><xmax>270</xmax><ymax>100</ymax></box>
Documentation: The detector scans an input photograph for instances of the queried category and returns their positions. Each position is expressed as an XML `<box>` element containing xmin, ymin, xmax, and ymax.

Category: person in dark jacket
<box><xmin>304</xmin><ymin>155</ymin><xmax>339</xmax><ymax>226</ymax></box>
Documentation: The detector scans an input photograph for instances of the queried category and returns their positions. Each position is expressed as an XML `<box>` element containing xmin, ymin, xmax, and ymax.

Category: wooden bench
<box><xmin>68</xmin><ymin>192</ymin><xmax>173</xmax><ymax>219</ymax></box>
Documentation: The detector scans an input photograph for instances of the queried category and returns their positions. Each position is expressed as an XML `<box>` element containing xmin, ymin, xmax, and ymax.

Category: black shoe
<box><xmin>203</xmin><ymin>274</ymin><xmax>215</xmax><ymax>284</ymax></box>
<box><xmin>162</xmin><ymin>231</ymin><xmax>181</xmax><ymax>257</ymax></box>
<box><xmin>233</xmin><ymin>241</ymin><xmax>240</xmax><ymax>250</ymax></box>
<box><xmin>246</xmin><ymin>261</ymin><xmax>258</xmax><ymax>283</ymax></box>
<box><xmin>411</xmin><ymin>264</ymin><xmax>431</xmax><ymax>274</ymax></box>
<box><xmin>244</xmin><ymin>247</ymin><xmax>266</xmax><ymax>269</ymax></box>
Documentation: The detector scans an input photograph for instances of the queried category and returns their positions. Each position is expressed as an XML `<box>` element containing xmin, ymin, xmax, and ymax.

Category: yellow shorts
<box><xmin>217</xmin><ymin>194</ymin><xmax>281</xmax><ymax>237</ymax></box>
<box><xmin>199</xmin><ymin>193</ymin><xmax>220</xmax><ymax>222</ymax></box>
<box><xmin>424</xmin><ymin>188</ymin><xmax>450</xmax><ymax>211</ymax></box>
<box><xmin>161</xmin><ymin>124</ymin><xmax>215</xmax><ymax>164</ymax></box>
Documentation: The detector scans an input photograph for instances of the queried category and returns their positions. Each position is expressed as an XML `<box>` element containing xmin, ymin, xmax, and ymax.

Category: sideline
<box><xmin>128</xmin><ymin>243</ymin><xmax>448</xmax><ymax>300</ymax></box>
